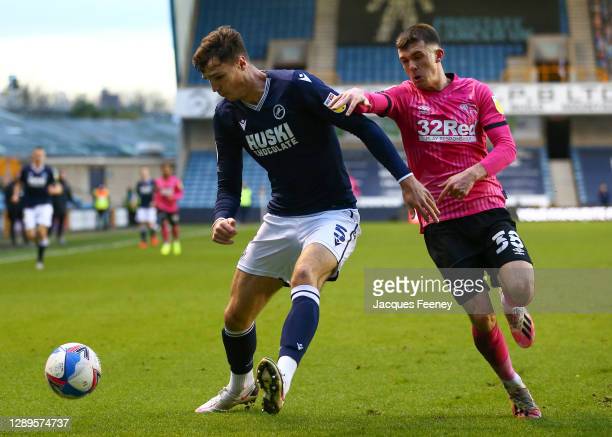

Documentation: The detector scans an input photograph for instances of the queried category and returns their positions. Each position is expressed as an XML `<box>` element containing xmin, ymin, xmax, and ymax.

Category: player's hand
<box><xmin>400</xmin><ymin>175</ymin><xmax>439</xmax><ymax>223</ymax></box>
<box><xmin>437</xmin><ymin>164</ymin><xmax>487</xmax><ymax>203</ymax></box>
<box><xmin>326</xmin><ymin>87</ymin><xmax>370</xmax><ymax>116</ymax></box>
<box><xmin>212</xmin><ymin>218</ymin><xmax>237</xmax><ymax>245</ymax></box>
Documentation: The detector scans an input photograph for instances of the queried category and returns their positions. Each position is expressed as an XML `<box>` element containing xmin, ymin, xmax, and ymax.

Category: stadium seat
<box><xmin>571</xmin><ymin>147</ymin><xmax>612</xmax><ymax>205</ymax></box>
<box><xmin>181</xmin><ymin>150</ymin><xmax>270</xmax><ymax>208</ymax></box>
<box><xmin>497</xmin><ymin>147</ymin><xmax>550</xmax><ymax>202</ymax></box>
<box><xmin>336</xmin><ymin>44</ymin><xmax>525</xmax><ymax>83</ymax></box>
<box><xmin>188</xmin><ymin>0</ymin><xmax>315</xmax><ymax>85</ymax></box>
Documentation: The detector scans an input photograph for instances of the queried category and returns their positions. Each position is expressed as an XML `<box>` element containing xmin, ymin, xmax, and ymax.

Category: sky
<box><xmin>0</xmin><ymin>0</ymin><xmax>176</xmax><ymax>103</ymax></box>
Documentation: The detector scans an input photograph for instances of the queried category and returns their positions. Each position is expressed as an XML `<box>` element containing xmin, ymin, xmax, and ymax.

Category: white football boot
<box><xmin>194</xmin><ymin>383</ymin><xmax>259</xmax><ymax>413</ymax></box>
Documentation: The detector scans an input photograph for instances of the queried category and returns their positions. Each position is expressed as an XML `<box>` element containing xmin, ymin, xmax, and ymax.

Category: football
<box><xmin>45</xmin><ymin>343</ymin><xmax>102</xmax><ymax>399</ymax></box>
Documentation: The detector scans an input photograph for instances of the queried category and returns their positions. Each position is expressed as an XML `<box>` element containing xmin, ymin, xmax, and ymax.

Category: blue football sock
<box><xmin>279</xmin><ymin>285</ymin><xmax>320</xmax><ymax>364</ymax></box>
<box><xmin>221</xmin><ymin>322</ymin><xmax>256</xmax><ymax>374</ymax></box>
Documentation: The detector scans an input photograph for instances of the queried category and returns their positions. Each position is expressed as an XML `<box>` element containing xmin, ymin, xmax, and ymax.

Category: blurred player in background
<box><xmin>13</xmin><ymin>147</ymin><xmax>62</xmax><ymax>269</ymax></box>
<box><xmin>330</xmin><ymin>23</ymin><xmax>541</xmax><ymax>419</ymax></box>
<box><xmin>155</xmin><ymin>162</ymin><xmax>183</xmax><ymax>255</ymax></box>
<box><xmin>135</xmin><ymin>167</ymin><xmax>158</xmax><ymax>248</ymax></box>
<box><xmin>3</xmin><ymin>175</ymin><xmax>27</xmax><ymax>246</ymax></box>
<box><xmin>191</xmin><ymin>26</ymin><xmax>435</xmax><ymax>415</ymax></box>
<box><xmin>51</xmin><ymin>169</ymin><xmax>73</xmax><ymax>245</ymax></box>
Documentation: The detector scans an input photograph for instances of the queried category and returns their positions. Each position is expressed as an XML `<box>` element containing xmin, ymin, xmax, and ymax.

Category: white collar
<box><xmin>242</xmin><ymin>77</ymin><xmax>270</xmax><ymax>112</ymax></box>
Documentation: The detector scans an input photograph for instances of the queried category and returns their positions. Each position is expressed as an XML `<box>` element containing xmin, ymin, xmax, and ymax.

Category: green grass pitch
<box><xmin>0</xmin><ymin>222</ymin><xmax>611</xmax><ymax>436</ymax></box>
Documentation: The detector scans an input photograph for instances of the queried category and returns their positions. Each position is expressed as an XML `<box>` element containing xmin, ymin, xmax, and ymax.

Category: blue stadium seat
<box><xmin>571</xmin><ymin>147</ymin><xmax>612</xmax><ymax>205</ymax></box>
<box><xmin>188</xmin><ymin>0</ymin><xmax>315</xmax><ymax>85</ymax></box>
<box><xmin>497</xmin><ymin>147</ymin><xmax>549</xmax><ymax>197</ymax></box>
<box><xmin>336</xmin><ymin>44</ymin><xmax>525</xmax><ymax>83</ymax></box>
<box><xmin>181</xmin><ymin>150</ymin><xmax>270</xmax><ymax>208</ymax></box>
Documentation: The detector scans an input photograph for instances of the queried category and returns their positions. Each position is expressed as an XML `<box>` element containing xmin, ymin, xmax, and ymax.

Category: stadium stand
<box><xmin>188</xmin><ymin>0</ymin><xmax>315</xmax><ymax>85</ymax></box>
<box><xmin>590</xmin><ymin>0</ymin><xmax>612</xmax><ymax>77</ymax></box>
<box><xmin>180</xmin><ymin>145</ymin><xmax>551</xmax><ymax>210</ymax></box>
<box><xmin>181</xmin><ymin>150</ymin><xmax>270</xmax><ymax>208</ymax></box>
<box><xmin>572</xmin><ymin>147</ymin><xmax>612</xmax><ymax>205</ymax></box>
<box><xmin>0</xmin><ymin>109</ymin><xmax>177</xmax><ymax>157</ymax></box>
<box><xmin>337</xmin><ymin>44</ymin><xmax>526</xmax><ymax>83</ymax></box>
<box><xmin>497</xmin><ymin>147</ymin><xmax>552</xmax><ymax>206</ymax></box>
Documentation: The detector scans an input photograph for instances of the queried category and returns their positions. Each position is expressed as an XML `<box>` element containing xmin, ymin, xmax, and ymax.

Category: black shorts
<box><xmin>158</xmin><ymin>210</ymin><xmax>179</xmax><ymax>225</ymax></box>
<box><xmin>424</xmin><ymin>208</ymin><xmax>532</xmax><ymax>304</ymax></box>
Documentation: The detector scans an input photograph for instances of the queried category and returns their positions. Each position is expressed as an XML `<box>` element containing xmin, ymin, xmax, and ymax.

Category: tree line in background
<box><xmin>0</xmin><ymin>76</ymin><xmax>170</xmax><ymax>118</ymax></box>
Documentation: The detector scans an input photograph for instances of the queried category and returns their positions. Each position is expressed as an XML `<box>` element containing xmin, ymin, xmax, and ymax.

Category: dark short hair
<box><xmin>396</xmin><ymin>23</ymin><xmax>441</xmax><ymax>50</ymax></box>
<box><xmin>192</xmin><ymin>26</ymin><xmax>248</xmax><ymax>73</ymax></box>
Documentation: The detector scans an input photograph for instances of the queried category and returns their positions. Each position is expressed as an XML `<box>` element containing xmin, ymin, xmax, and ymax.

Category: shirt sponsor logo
<box><xmin>245</xmin><ymin>122</ymin><xmax>298</xmax><ymax>157</ymax></box>
<box><xmin>239</xmin><ymin>119</ymin><xmax>247</xmax><ymax>130</ymax></box>
<box><xmin>27</xmin><ymin>173</ymin><xmax>48</xmax><ymax>188</ymax></box>
<box><xmin>160</xmin><ymin>187</ymin><xmax>174</xmax><ymax>197</ymax></box>
<box><xmin>416</xmin><ymin>119</ymin><xmax>476</xmax><ymax>143</ymax></box>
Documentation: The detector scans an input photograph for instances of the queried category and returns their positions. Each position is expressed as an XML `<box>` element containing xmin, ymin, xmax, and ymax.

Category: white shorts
<box><xmin>136</xmin><ymin>207</ymin><xmax>157</xmax><ymax>224</ymax></box>
<box><xmin>24</xmin><ymin>204</ymin><xmax>54</xmax><ymax>230</ymax></box>
<box><xmin>237</xmin><ymin>209</ymin><xmax>361</xmax><ymax>285</ymax></box>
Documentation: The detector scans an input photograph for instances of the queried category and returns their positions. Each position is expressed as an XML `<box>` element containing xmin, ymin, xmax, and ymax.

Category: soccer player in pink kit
<box><xmin>329</xmin><ymin>24</ymin><xmax>541</xmax><ymax>419</ymax></box>
<box><xmin>154</xmin><ymin>163</ymin><xmax>184</xmax><ymax>255</ymax></box>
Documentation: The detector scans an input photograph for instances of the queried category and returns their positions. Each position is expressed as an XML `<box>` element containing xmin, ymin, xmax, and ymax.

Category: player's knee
<box><xmin>223</xmin><ymin>307</ymin><xmax>252</xmax><ymax>332</ymax></box>
<box><xmin>290</xmin><ymin>266</ymin><xmax>317</xmax><ymax>288</ymax></box>
<box><xmin>505</xmin><ymin>274</ymin><xmax>534</xmax><ymax>306</ymax></box>
<box><xmin>471</xmin><ymin>313</ymin><xmax>497</xmax><ymax>333</ymax></box>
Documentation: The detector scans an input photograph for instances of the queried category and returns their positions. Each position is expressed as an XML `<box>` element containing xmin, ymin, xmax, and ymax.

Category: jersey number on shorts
<box><xmin>492</xmin><ymin>230</ymin><xmax>525</xmax><ymax>255</ymax></box>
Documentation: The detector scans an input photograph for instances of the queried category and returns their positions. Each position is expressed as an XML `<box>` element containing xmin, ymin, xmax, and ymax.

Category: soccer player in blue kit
<box><xmin>13</xmin><ymin>147</ymin><xmax>62</xmax><ymax>269</ymax></box>
<box><xmin>192</xmin><ymin>26</ymin><xmax>439</xmax><ymax>415</ymax></box>
<box><xmin>135</xmin><ymin>167</ymin><xmax>159</xmax><ymax>248</ymax></box>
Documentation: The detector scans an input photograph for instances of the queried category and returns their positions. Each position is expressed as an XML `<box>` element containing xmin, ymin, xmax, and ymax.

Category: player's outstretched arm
<box><xmin>400</xmin><ymin>175</ymin><xmax>440</xmax><ymax>223</ymax></box>
<box><xmin>211</xmin><ymin>218</ymin><xmax>237</xmax><ymax>245</ymax></box>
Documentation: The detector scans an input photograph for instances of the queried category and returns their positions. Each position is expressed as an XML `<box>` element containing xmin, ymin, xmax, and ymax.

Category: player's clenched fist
<box><xmin>212</xmin><ymin>218</ymin><xmax>237</xmax><ymax>245</ymax></box>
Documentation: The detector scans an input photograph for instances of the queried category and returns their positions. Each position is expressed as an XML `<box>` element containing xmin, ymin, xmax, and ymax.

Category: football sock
<box><xmin>149</xmin><ymin>228</ymin><xmax>157</xmax><ymax>239</ymax></box>
<box><xmin>472</xmin><ymin>323</ymin><xmax>516</xmax><ymax>381</ymax></box>
<box><xmin>221</xmin><ymin>322</ymin><xmax>256</xmax><ymax>394</ymax></box>
<box><xmin>503</xmin><ymin>372</ymin><xmax>525</xmax><ymax>389</ymax></box>
<box><xmin>277</xmin><ymin>355</ymin><xmax>298</xmax><ymax>397</ymax></box>
<box><xmin>161</xmin><ymin>222</ymin><xmax>169</xmax><ymax>242</ymax></box>
<box><xmin>37</xmin><ymin>238</ymin><xmax>49</xmax><ymax>263</ymax></box>
<box><xmin>228</xmin><ymin>370</ymin><xmax>254</xmax><ymax>395</ymax></box>
<box><xmin>140</xmin><ymin>228</ymin><xmax>147</xmax><ymax>242</ymax></box>
<box><xmin>172</xmin><ymin>224</ymin><xmax>180</xmax><ymax>240</ymax></box>
<box><xmin>279</xmin><ymin>285</ymin><xmax>320</xmax><ymax>365</ymax></box>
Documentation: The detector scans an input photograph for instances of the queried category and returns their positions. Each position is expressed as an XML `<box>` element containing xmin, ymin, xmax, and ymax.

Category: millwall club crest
<box><xmin>273</xmin><ymin>104</ymin><xmax>286</xmax><ymax>120</ymax></box>
<box><xmin>239</xmin><ymin>119</ymin><xmax>247</xmax><ymax>131</ymax></box>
